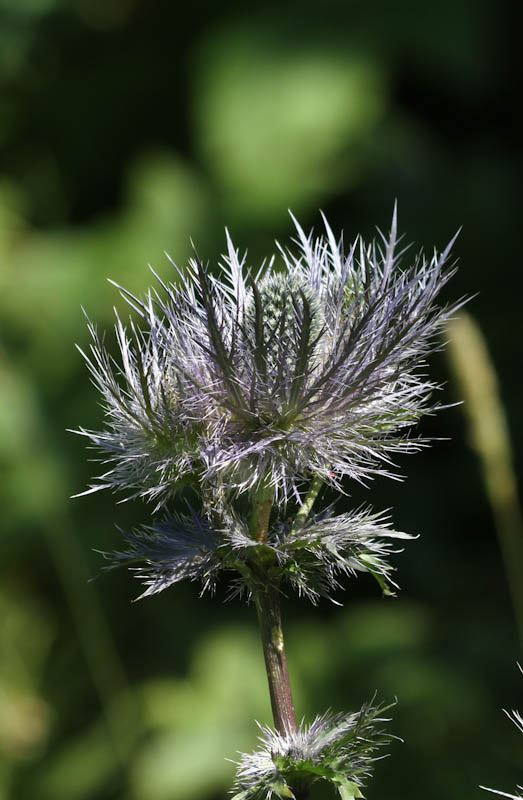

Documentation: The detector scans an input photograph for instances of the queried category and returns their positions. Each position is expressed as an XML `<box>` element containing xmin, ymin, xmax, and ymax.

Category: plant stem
<box><xmin>250</xmin><ymin>486</ymin><xmax>309</xmax><ymax>798</ymax></box>
<box><xmin>250</xmin><ymin>483</ymin><xmax>298</xmax><ymax>735</ymax></box>
<box><xmin>291</xmin><ymin>474</ymin><xmax>324</xmax><ymax>533</ymax></box>
<box><xmin>255</xmin><ymin>585</ymin><xmax>297</xmax><ymax>735</ymax></box>
<box><xmin>249</xmin><ymin>483</ymin><xmax>274</xmax><ymax>543</ymax></box>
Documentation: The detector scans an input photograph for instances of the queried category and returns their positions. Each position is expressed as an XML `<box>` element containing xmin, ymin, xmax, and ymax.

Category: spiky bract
<box><xmin>279</xmin><ymin>506</ymin><xmax>413</xmax><ymax>603</ymax></box>
<box><xmin>481</xmin><ymin>666</ymin><xmax>523</xmax><ymax>800</ymax></box>
<box><xmin>102</xmin><ymin>506</ymin><xmax>224</xmax><ymax>599</ymax></box>
<box><xmin>76</xmin><ymin>210</ymin><xmax>461</xmax><ymax>506</ymax></box>
<box><xmin>104</xmin><ymin>505</ymin><xmax>412</xmax><ymax>602</ymax></box>
<box><xmin>231</xmin><ymin>701</ymin><xmax>394</xmax><ymax>800</ymax></box>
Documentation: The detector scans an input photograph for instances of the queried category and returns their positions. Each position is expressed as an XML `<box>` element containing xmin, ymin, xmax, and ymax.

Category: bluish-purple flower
<box><xmin>76</xmin><ymin>208</ymin><xmax>461</xmax><ymax>507</ymax></box>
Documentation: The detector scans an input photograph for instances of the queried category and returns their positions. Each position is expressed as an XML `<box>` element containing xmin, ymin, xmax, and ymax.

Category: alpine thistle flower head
<box><xmin>76</xmin><ymin>207</ymin><xmax>461</xmax><ymax>508</ymax></box>
<box><xmin>231</xmin><ymin>700</ymin><xmax>394</xmax><ymax>800</ymax></box>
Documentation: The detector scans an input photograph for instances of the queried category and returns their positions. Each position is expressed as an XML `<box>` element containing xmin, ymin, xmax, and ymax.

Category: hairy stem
<box><xmin>250</xmin><ymin>483</ymin><xmax>298</xmax><ymax>735</ymax></box>
<box><xmin>251</xmin><ymin>484</ymin><xmax>308</xmax><ymax>796</ymax></box>
<box><xmin>249</xmin><ymin>483</ymin><xmax>274</xmax><ymax>543</ymax></box>
<box><xmin>255</xmin><ymin>586</ymin><xmax>297</xmax><ymax>735</ymax></box>
<box><xmin>291</xmin><ymin>474</ymin><xmax>324</xmax><ymax>533</ymax></box>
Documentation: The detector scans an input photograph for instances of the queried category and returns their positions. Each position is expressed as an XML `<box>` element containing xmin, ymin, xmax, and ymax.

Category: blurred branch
<box><xmin>446</xmin><ymin>313</ymin><xmax>523</xmax><ymax>647</ymax></box>
<box><xmin>45</xmin><ymin>516</ymin><xmax>144</xmax><ymax>764</ymax></box>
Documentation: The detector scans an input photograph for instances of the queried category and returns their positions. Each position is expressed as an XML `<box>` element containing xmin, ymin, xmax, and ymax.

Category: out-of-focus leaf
<box><xmin>0</xmin><ymin>152</ymin><xmax>211</xmax><ymax>384</ymax></box>
<box><xmin>194</xmin><ymin>28</ymin><xmax>386</xmax><ymax>221</ymax></box>
<box><xmin>130</xmin><ymin>625</ymin><xmax>286</xmax><ymax>799</ymax></box>
<box><xmin>0</xmin><ymin>589</ymin><xmax>54</xmax><ymax>760</ymax></box>
<box><xmin>130</xmin><ymin>726</ymin><xmax>236</xmax><ymax>800</ymax></box>
<box><xmin>0</xmin><ymin>353</ymin><xmax>65</xmax><ymax>526</ymax></box>
<box><xmin>36</xmin><ymin>721</ymin><xmax>120</xmax><ymax>800</ymax></box>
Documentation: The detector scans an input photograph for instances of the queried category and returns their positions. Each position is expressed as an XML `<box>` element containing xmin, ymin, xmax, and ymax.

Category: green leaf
<box><xmin>271</xmin><ymin>779</ymin><xmax>295</xmax><ymax>798</ymax></box>
<box><xmin>335</xmin><ymin>778</ymin><xmax>364</xmax><ymax>800</ymax></box>
<box><xmin>231</xmin><ymin>778</ymin><xmax>295</xmax><ymax>800</ymax></box>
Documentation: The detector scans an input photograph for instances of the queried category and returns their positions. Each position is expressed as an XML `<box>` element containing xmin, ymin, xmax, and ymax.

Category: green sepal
<box><xmin>271</xmin><ymin>779</ymin><xmax>295</xmax><ymax>798</ymax></box>
<box><xmin>335</xmin><ymin>778</ymin><xmax>364</xmax><ymax>800</ymax></box>
<box><xmin>232</xmin><ymin>776</ymin><xmax>295</xmax><ymax>799</ymax></box>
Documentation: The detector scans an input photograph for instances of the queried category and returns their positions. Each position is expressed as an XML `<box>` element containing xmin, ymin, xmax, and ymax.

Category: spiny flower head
<box><xmin>231</xmin><ymin>700</ymin><xmax>395</xmax><ymax>800</ymax></box>
<box><xmin>76</xmin><ymin>208</ymin><xmax>461</xmax><ymax>508</ymax></box>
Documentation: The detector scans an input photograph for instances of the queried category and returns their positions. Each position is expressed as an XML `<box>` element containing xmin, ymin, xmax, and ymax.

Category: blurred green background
<box><xmin>1</xmin><ymin>0</ymin><xmax>522</xmax><ymax>798</ymax></box>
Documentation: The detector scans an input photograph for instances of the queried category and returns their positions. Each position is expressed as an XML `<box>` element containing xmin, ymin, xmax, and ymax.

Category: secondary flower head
<box><xmin>76</xmin><ymin>208</ymin><xmax>461</xmax><ymax>508</ymax></box>
<box><xmin>231</xmin><ymin>700</ymin><xmax>394</xmax><ymax>800</ymax></box>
